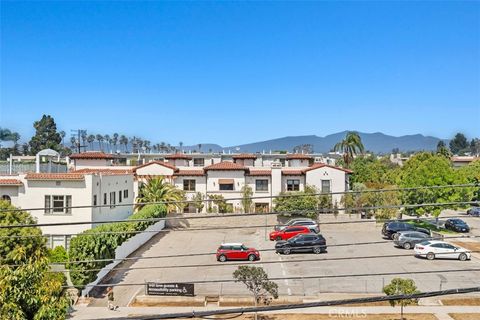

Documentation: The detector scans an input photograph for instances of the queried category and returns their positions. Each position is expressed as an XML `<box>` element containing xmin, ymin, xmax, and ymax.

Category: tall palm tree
<box><xmin>179</xmin><ymin>141</ymin><xmax>183</xmax><ymax>152</ymax></box>
<box><xmin>333</xmin><ymin>131</ymin><xmax>365</xmax><ymax>167</ymax></box>
<box><xmin>136</xmin><ymin>176</ymin><xmax>185</xmax><ymax>213</ymax></box>
<box><xmin>87</xmin><ymin>134</ymin><xmax>95</xmax><ymax>150</ymax></box>
<box><xmin>59</xmin><ymin>131</ymin><xmax>66</xmax><ymax>146</ymax></box>
<box><xmin>81</xmin><ymin>131</ymin><xmax>88</xmax><ymax>151</ymax></box>
<box><xmin>112</xmin><ymin>133</ymin><xmax>119</xmax><ymax>152</ymax></box>
<box><xmin>119</xmin><ymin>135</ymin><xmax>128</xmax><ymax>152</ymax></box>
<box><xmin>96</xmin><ymin>134</ymin><xmax>104</xmax><ymax>151</ymax></box>
<box><xmin>104</xmin><ymin>134</ymin><xmax>111</xmax><ymax>152</ymax></box>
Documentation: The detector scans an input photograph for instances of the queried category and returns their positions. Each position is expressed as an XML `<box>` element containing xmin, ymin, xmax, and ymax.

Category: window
<box><xmin>1</xmin><ymin>195</ymin><xmax>11</xmax><ymax>204</ymax></box>
<box><xmin>93</xmin><ymin>195</ymin><xmax>97</xmax><ymax>206</ymax></box>
<box><xmin>45</xmin><ymin>195</ymin><xmax>71</xmax><ymax>214</ymax></box>
<box><xmin>193</xmin><ymin>158</ymin><xmax>205</xmax><ymax>167</ymax></box>
<box><xmin>321</xmin><ymin>180</ymin><xmax>331</xmax><ymax>193</ymax></box>
<box><xmin>103</xmin><ymin>193</ymin><xmax>107</xmax><ymax>205</ymax></box>
<box><xmin>123</xmin><ymin>189</ymin><xmax>128</xmax><ymax>198</ymax></box>
<box><xmin>183</xmin><ymin>179</ymin><xmax>196</xmax><ymax>191</ymax></box>
<box><xmin>254</xmin><ymin>203</ymin><xmax>269</xmax><ymax>213</ymax></box>
<box><xmin>287</xmin><ymin>179</ymin><xmax>300</xmax><ymax>191</ymax></box>
<box><xmin>219</xmin><ymin>179</ymin><xmax>234</xmax><ymax>191</ymax></box>
<box><xmin>118</xmin><ymin>190</ymin><xmax>122</xmax><ymax>203</ymax></box>
<box><xmin>110</xmin><ymin>191</ymin><xmax>116</xmax><ymax>208</ymax></box>
<box><xmin>255</xmin><ymin>179</ymin><xmax>268</xmax><ymax>192</ymax></box>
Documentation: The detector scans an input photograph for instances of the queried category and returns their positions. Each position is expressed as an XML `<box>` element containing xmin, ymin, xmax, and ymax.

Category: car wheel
<box><xmin>390</xmin><ymin>233</ymin><xmax>397</xmax><ymax>240</ymax></box>
<box><xmin>283</xmin><ymin>248</ymin><xmax>291</xmax><ymax>255</ymax></box>
<box><xmin>459</xmin><ymin>253</ymin><xmax>467</xmax><ymax>261</ymax></box>
<box><xmin>218</xmin><ymin>255</ymin><xmax>227</xmax><ymax>262</ymax></box>
<box><xmin>276</xmin><ymin>236</ymin><xmax>282</xmax><ymax>241</ymax></box>
<box><xmin>313</xmin><ymin>247</ymin><xmax>321</xmax><ymax>254</ymax></box>
<box><xmin>426</xmin><ymin>252</ymin><xmax>435</xmax><ymax>260</ymax></box>
<box><xmin>248</xmin><ymin>254</ymin><xmax>256</xmax><ymax>261</ymax></box>
<box><xmin>403</xmin><ymin>242</ymin><xmax>412</xmax><ymax>250</ymax></box>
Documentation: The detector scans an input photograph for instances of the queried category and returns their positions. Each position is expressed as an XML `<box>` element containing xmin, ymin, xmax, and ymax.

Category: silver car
<box><xmin>275</xmin><ymin>218</ymin><xmax>320</xmax><ymax>233</ymax></box>
<box><xmin>393</xmin><ymin>231</ymin><xmax>432</xmax><ymax>249</ymax></box>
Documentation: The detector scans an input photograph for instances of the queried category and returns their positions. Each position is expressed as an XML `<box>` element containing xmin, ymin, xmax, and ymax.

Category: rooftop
<box><xmin>204</xmin><ymin>161</ymin><xmax>247</xmax><ymax>171</ymax></box>
<box><xmin>69</xmin><ymin>152</ymin><xmax>115</xmax><ymax>160</ymax></box>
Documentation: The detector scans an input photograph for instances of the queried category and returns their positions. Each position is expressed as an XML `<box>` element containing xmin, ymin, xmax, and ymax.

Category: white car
<box><xmin>414</xmin><ymin>240</ymin><xmax>471</xmax><ymax>261</ymax></box>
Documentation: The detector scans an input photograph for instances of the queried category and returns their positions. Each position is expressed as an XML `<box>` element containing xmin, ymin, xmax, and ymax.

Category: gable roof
<box><xmin>304</xmin><ymin>163</ymin><xmax>353</xmax><ymax>174</ymax></box>
<box><xmin>133</xmin><ymin>161</ymin><xmax>177</xmax><ymax>172</ymax></box>
<box><xmin>25</xmin><ymin>173</ymin><xmax>85</xmax><ymax>181</ymax></box>
<box><xmin>0</xmin><ymin>179</ymin><xmax>23</xmax><ymax>186</ymax></box>
<box><xmin>204</xmin><ymin>161</ymin><xmax>247</xmax><ymax>171</ymax></box>
<box><xmin>69</xmin><ymin>152</ymin><xmax>115</xmax><ymax>160</ymax></box>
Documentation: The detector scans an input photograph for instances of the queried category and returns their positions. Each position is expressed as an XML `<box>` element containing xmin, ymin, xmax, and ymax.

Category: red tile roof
<box><xmin>73</xmin><ymin>168</ymin><xmax>133</xmax><ymax>175</ymax></box>
<box><xmin>69</xmin><ymin>152</ymin><xmax>115</xmax><ymax>160</ymax></box>
<box><xmin>281</xmin><ymin>170</ymin><xmax>304</xmax><ymax>175</ymax></box>
<box><xmin>134</xmin><ymin>161</ymin><xmax>177</xmax><ymax>172</ymax></box>
<box><xmin>174</xmin><ymin>170</ymin><xmax>205</xmax><ymax>176</ymax></box>
<box><xmin>286</xmin><ymin>154</ymin><xmax>313</xmax><ymax>160</ymax></box>
<box><xmin>247</xmin><ymin>170</ymin><xmax>271</xmax><ymax>176</ymax></box>
<box><xmin>164</xmin><ymin>153</ymin><xmax>193</xmax><ymax>160</ymax></box>
<box><xmin>304</xmin><ymin>163</ymin><xmax>353</xmax><ymax>174</ymax></box>
<box><xmin>204</xmin><ymin>161</ymin><xmax>247</xmax><ymax>171</ymax></box>
<box><xmin>451</xmin><ymin>157</ymin><xmax>479</xmax><ymax>162</ymax></box>
<box><xmin>25</xmin><ymin>173</ymin><xmax>85</xmax><ymax>181</ymax></box>
<box><xmin>0</xmin><ymin>179</ymin><xmax>23</xmax><ymax>186</ymax></box>
<box><xmin>232</xmin><ymin>153</ymin><xmax>257</xmax><ymax>159</ymax></box>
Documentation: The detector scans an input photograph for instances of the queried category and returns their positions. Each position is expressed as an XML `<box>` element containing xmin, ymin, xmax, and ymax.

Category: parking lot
<box><xmin>100</xmin><ymin>213</ymin><xmax>480</xmax><ymax>307</ymax></box>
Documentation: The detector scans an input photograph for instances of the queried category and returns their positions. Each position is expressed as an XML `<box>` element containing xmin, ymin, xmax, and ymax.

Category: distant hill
<box><xmin>221</xmin><ymin>131</ymin><xmax>446</xmax><ymax>154</ymax></box>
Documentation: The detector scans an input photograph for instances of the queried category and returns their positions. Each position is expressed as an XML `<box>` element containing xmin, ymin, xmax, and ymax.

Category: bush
<box><xmin>68</xmin><ymin>204</ymin><xmax>167</xmax><ymax>287</ymax></box>
<box><xmin>273</xmin><ymin>186</ymin><xmax>319</xmax><ymax>219</ymax></box>
<box><xmin>48</xmin><ymin>245</ymin><xmax>69</xmax><ymax>264</ymax></box>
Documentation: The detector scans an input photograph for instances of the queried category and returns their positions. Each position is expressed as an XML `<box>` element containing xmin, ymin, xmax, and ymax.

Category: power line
<box><xmin>1</xmin><ymin>183</ymin><xmax>477</xmax><ymax>213</ymax></box>
<box><xmin>100</xmin><ymin>286</ymin><xmax>480</xmax><ymax>320</ymax></box>
<box><xmin>47</xmin><ymin>250</ymin><xmax>480</xmax><ymax>274</ymax></box>
<box><xmin>62</xmin><ymin>268</ymin><xmax>480</xmax><ymax>289</ymax></box>
<box><xmin>1</xmin><ymin>199</ymin><xmax>477</xmax><ymax>230</ymax></box>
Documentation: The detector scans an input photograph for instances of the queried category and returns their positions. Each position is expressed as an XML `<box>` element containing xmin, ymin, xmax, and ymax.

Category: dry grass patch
<box><xmin>176</xmin><ymin>314</ymin><xmax>437</xmax><ymax>320</ymax></box>
<box><xmin>452</xmin><ymin>241</ymin><xmax>480</xmax><ymax>252</ymax></box>
<box><xmin>449</xmin><ymin>314</ymin><xmax>480</xmax><ymax>320</ymax></box>
<box><xmin>441</xmin><ymin>297</ymin><xmax>480</xmax><ymax>306</ymax></box>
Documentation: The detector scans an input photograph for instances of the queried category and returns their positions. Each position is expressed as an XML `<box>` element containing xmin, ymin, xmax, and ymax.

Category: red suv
<box><xmin>216</xmin><ymin>243</ymin><xmax>260</xmax><ymax>262</ymax></box>
<box><xmin>269</xmin><ymin>226</ymin><xmax>311</xmax><ymax>241</ymax></box>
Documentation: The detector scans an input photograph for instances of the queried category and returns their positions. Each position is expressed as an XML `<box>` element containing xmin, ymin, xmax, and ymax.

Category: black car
<box><xmin>444</xmin><ymin>219</ymin><xmax>470</xmax><ymax>232</ymax></box>
<box><xmin>275</xmin><ymin>233</ymin><xmax>327</xmax><ymax>255</ymax></box>
<box><xmin>382</xmin><ymin>221</ymin><xmax>430</xmax><ymax>240</ymax></box>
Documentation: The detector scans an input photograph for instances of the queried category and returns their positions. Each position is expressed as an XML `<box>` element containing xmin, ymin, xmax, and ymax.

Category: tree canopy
<box><xmin>28</xmin><ymin>115</ymin><xmax>62</xmax><ymax>155</ymax></box>
<box><xmin>449</xmin><ymin>133</ymin><xmax>468</xmax><ymax>155</ymax></box>
<box><xmin>333</xmin><ymin>131</ymin><xmax>365</xmax><ymax>167</ymax></box>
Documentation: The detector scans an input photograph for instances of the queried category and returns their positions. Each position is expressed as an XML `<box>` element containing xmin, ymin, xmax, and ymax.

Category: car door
<box><xmin>441</xmin><ymin>243</ymin><xmax>458</xmax><ymax>259</ymax></box>
<box><xmin>231</xmin><ymin>245</ymin><xmax>244</xmax><ymax>260</ymax></box>
<box><xmin>284</xmin><ymin>227</ymin><xmax>300</xmax><ymax>240</ymax></box>
<box><xmin>296</xmin><ymin>235</ymin><xmax>311</xmax><ymax>252</ymax></box>
<box><xmin>412</xmin><ymin>233</ymin><xmax>426</xmax><ymax>245</ymax></box>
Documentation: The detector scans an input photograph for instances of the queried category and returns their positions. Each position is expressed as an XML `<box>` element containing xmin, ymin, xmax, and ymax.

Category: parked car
<box><xmin>275</xmin><ymin>218</ymin><xmax>320</xmax><ymax>233</ymax></box>
<box><xmin>275</xmin><ymin>233</ymin><xmax>327</xmax><ymax>255</ymax></box>
<box><xmin>414</xmin><ymin>240</ymin><xmax>471</xmax><ymax>261</ymax></box>
<box><xmin>216</xmin><ymin>243</ymin><xmax>260</xmax><ymax>262</ymax></box>
<box><xmin>269</xmin><ymin>226</ymin><xmax>311</xmax><ymax>241</ymax></box>
<box><xmin>444</xmin><ymin>219</ymin><xmax>470</xmax><ymax>233</ymax></box>
<box><xmin>393</xmin><ymin>231</ymin><xmax>432</xmax><ymax>249</ymax></box>
<box><xmin>467</xmin><ymin>207</ymin><xmax>480</xmax><ymax>217</ymax></box>
<box><xmin>382</xmin><ymin>221</ymin><xmax>430</xmax><ymax>240</ymax></box>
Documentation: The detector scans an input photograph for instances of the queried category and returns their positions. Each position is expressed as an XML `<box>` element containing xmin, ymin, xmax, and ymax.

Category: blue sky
<box><xmin>1</xmin><ymin>1</ymin><xmax>479</xmax><ymax>146</ymax></box>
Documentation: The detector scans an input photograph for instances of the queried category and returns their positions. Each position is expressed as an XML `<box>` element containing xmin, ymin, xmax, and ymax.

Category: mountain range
<box><xmin>180</xmin><ymin>131</ymin><xmax>447</xmax><ymax>154</ymax></box>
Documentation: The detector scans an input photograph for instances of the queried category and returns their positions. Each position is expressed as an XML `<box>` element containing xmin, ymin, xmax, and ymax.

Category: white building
<box><xmin>0</xmin><ymin>169</ymin><xmax>134</xmax><ymax>248</ymax></box>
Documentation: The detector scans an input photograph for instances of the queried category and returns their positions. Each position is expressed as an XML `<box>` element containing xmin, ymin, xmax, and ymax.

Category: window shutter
<box><xmin>45</xmin><ymin>195</ymin><xmax>51</xmax><ymax>214</ymax></box>
<box><xmin>66</xmin><ymin>195</ymin><xmax>72</xmax><ymax>214</ymax></box>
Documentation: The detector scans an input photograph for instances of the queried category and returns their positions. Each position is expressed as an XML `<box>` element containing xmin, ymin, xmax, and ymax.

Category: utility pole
<box><xmin>70</xmin><ymin>129</ymin><xmax>87</xmax><ymax>153</ymax></box>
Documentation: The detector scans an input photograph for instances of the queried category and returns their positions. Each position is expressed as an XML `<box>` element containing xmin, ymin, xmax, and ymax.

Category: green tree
<box><xmin>192</xmin><ymin>192</ymin><xmax>205</xmax><ymax>213</ymax></box>
<box><xmin>28</xmin><ymin>115</ymin><xmax>62</xmax><ymax>155</ymax></box>
<box><xmin>397</xmin><ymin>153</ymin><xmax>470</xmax><ymax>216</ymax></box>
<box><xmin>136</xmin><ymin>177</ymin><xmax>185</xmax><ymax>213</ymax></box>
<box><xmin>241</xmin><ymin>185</ymin><xmax>253</xmax><ymax>213</ymax></box>
<box><xmin>0</xmin><ymin>201</ymin><xmax>67</xmax><ymax>319</ymax></box>
<box><xmin>348</xmin><ymin>156</ymin><xmax>399</xmax><ymax>185</ymax></box>
<box><xmin>233</xmin><ymin>266</ymin><xmax>278</xmax><ymax>320</ymax></box>
<box><xmin>361</xmin><ymin>183</ymin><xmax>401</xmax><ymax>220</ymax></box>
<box><xmin>456</xmin><ymin>160</ymin><xmax>480</xmax><ymax>202</ymax></box>
<box><xmin>436</xmin><ymin>140</ymin><xmax>451</xmax><ymax>158</ymax></box>
<box><xmin>383</xmin><ymin>278</ymin><xmax>420</xmax><ymax>320</ymax></box>
<box><xmin>273</xmin><ymin>185</ymin><xmax>319</xmax><ymax>219</ymax></box>
<box><xmin>333</xmin><ymin>131</ymin><xmax>365</xmax><ymax>167</ymax></box>
<box><xmin>449</xmin><ymin>133</ymin><xmax>468</xmax><ymax>155</ymax></box>
<box><xmin>470</xmin><ymin>138</ymin><xmax>480</xmax><ymax>156</ymax></box>
<box><xmin>208</xmin><ymin>194</ymin><xmax>232</xmax><ymax>213</ymax></box>
<box><xmin>341</xmin><ymin>182</ymin><xmax>367</xmax><ymax>215</ymax></box>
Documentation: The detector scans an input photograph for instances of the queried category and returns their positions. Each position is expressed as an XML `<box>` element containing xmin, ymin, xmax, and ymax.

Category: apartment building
<box><xmin>0</xmin><ymin>169</ymin><xmax>134</xmax><ymax>248</ymax></box>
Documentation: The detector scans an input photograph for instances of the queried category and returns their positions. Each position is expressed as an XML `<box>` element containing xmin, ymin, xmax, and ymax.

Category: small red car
<box><xmin>269</xmin><ymin>226</ymin><xmax>311</xmax><ymax>241</ymax></box>
<box><xmin>216</xmin><ymin>243</ymin><xmax>260</xmax><ymax>262</ymax></box>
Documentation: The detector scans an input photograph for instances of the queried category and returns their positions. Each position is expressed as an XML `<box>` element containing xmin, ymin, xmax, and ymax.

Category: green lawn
<box><xmin>407</xmin><ymin>220</ymin><xmax>457</xmax><ymax>234</ymax></box>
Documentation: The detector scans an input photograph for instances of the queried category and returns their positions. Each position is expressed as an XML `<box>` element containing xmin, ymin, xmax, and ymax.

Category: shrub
<box><xmin>48</xmin><ymin>245</ymin><xmax>69</xmax><ymax>264</ymax></box>
<box><xmin>273</xmin><ymin>186</ymin><xmax>319</xmax><ymax>219</ymax></box>
<box><xmin>68</xmin><ymin>204</ymin><xmax>167</xmax><ymax>286</ymax></box>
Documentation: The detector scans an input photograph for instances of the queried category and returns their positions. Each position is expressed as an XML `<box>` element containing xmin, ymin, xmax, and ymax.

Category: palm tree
<box><xmin>70</xmin><ymin>136</ymin><xmax>77</xmax><ymax>149</ymax></box>
<box><xmin>112</xmin><ymin>133</ymin><xmax>119</xmax><ymax>152</ymax></box>
<box><xmin>59</xmin><ymin>131</ymin><xmax>66</xmax><ymax>146</ymax></box>
<box><xmin>96</xmin><ymin>134</ymin><xmax>104</xmax><ymax>151</ymax></box>
<box><xmin>104</xmin><ymin>134</ymin><xmax>111</xmax><ymax>152</ymax></box>
<box><xmin>87</xmin><ymin>134</ymin><xmax>95</xmax><ymax>150</ymax></box>
<box><xmin>136</xmin><ymin>176</ymin><xmax>185</xmax><ymax>213</ymax></box>
<box><xmin>160</xmin><ymin>142</ymin><xmax>166</xmax><ymax>153</ymax></box>
<box><xmin>198</xmin><ymin>144</ymin><xmax>202</xmax><ymax>153</ymax></box>
<box><xmin>119</xmin><ymin>135</ymin><xmax>128</xmax><ymax>152</ymax></box>
<box><xmin>81</xmin><ymin>131</ymin><xmax>88</xmax><ymax>151</ymax></box>
<box><xmin>179</xmin><ymin>141</ymin><xmax>183</xmax><ymax>152</ymax></box>
<box><xmin>333</xmin><ymin>131</ymin><xmax>365</xmax><ymax>167</ymax></box>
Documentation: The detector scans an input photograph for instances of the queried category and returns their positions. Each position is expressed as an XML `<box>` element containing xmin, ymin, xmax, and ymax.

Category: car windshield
<box><xmin>451</xmin><ymin>219</ymin><xmax>466</xmax><ymax>225</ymax></box>
<box><xmin>241</xmin><ymin>245</ymin><xmax>248</xmax><ymax>250</ymax></box>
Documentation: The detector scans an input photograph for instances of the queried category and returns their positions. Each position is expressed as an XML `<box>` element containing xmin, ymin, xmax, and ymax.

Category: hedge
<box><xmin>68</xmin><ymin>204</ymin><xmax>167</xmax><ymax>286</ymax></box>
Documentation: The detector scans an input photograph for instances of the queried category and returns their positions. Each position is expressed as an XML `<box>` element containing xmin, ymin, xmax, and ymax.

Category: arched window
<box><xmin>1</xmin><ymin>195</ymin><xmax>11</xmax><ymax>204</ymax></box>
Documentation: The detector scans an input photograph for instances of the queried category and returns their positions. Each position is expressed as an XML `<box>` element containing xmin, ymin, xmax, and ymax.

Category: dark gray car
<box><xmin>393</xmin><ymin>231</ymin><xmax>432</xmax><ymax>249</ymax></box>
